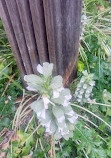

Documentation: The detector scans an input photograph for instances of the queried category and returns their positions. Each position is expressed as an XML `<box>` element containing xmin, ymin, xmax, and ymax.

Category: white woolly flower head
<box><xmin>62</xmin><ymin>100</ymin><xmax>69</xmax><ymax>107</ymax></box>
<box><xmin>66</xmin><ymin>110</ymin><xmax>74</xmax><ymax>117</ymax></box>
<box><xmin>57</xmin><ymin>116</ymin><xmax>65</xmax><ymax>123</ymax></box>
<box><xmin>68</xmin><ymin>115</ymin><xmax>78</xmax><ymax>124</ymax></box>
<box><xmin>42</xmin><ymin>95</ymin><xmax>50</xmax><ymax>109</ymax></box>
<box><xmin>53</xmin><ymin>90</ymin><xmax>60</xmax><ymax>98</ymax></box>
<box><xmin>53</xmin><ymin>87</ymin><xmax>64</xmax><ymax>99</ymax></box>
<box><xmin>65</xmin><ymin>94</ymin><xmax>72</xmax><ymax>101</ymax></box>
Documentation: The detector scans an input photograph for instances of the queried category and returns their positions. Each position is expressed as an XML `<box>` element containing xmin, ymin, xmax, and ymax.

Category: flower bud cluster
<box><xmin>74</xmin><ymin>70</ymin><xmax>95</xmax><ymax>104</ymax></box>
<box><xmin>80</xmin><ymin>15</ymin><xmax>88</xmax><ymax>40</ymax></box>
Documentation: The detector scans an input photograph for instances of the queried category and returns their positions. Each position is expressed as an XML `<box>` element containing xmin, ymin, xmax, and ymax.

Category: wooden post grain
<box><xmin>43</xmin><ymin>0</ymin><xmax>82</xmax><ymax>85</ymax></box>
<box><xmin>0</xmin><ymin>0</ymin><xmax>82</xmax><ymax>86</ymax></box>
<box><xmin>0</xmin><ymin>0</ymin><xmax>26</xmax><ymax>80</ymax></box>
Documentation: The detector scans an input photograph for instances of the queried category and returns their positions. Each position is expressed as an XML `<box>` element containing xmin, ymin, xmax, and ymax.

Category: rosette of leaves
<box><xmin>74</xmin><ymin>70</ymin><xmax>95</xmax><ymax>104</ymax></box>
<box><xmin>24</xmin><ymin>62</ymin><xmax>78</xmax><ymax>140</ymax></box>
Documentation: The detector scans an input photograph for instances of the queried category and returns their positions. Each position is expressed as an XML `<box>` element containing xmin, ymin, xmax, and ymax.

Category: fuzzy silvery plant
<box><xmin>24</xmin><ymin>62</ymin><xmax>78</xmax><ymax>140</ymax></box>
<box><xmin>74</xmin><ymin>70</ymin><xmax>95</xmax><ymax>104</ymax></box>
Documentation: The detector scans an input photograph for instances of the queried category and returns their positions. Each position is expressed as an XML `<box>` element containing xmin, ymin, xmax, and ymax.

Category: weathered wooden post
<box><xmin>0</xmin><ymin>0</ymin><xmax>82</xmax><ymax>86</ymax></box>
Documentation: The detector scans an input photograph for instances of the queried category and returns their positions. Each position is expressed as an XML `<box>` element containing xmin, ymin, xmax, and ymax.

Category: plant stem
<box><xmin>71</xmin><ymin>103</ymin><xmax>111</xmax><ymax>129</ymax></box>
<box><xmin>1</xmin><ymin>71</ymin><xmax>23</xmax><ymax>91</ymax></box>
<box><xmin>22</xmin><ymin>124</ymin><xmax>41</xmax><ymax>145</ymax></box>
<box><xmin>39</xmin><ymin>138</ymin><xmax>47</xmax><ymax>158</ymax></box>
<box><xmin>52</xmin><ymin>135</ymin><xmax>56</xmax><ymax>158</ymax></box>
